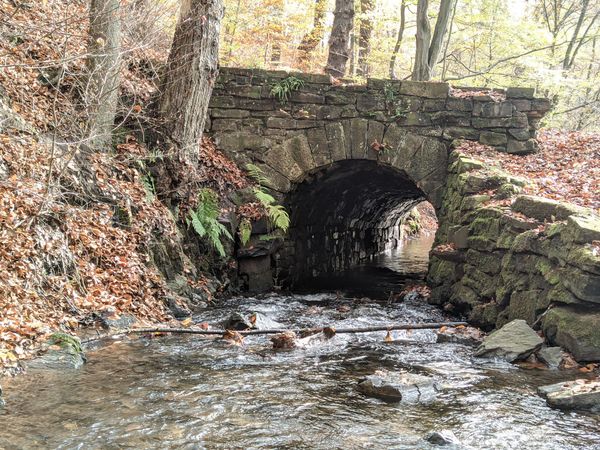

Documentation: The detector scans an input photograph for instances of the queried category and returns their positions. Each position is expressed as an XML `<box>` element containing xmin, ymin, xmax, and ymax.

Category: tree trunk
<box><xmin>325</xmin><ymin>0</ymin><xmax>355</xmax><ymax>78</ymax></box>
<box><xmin>412</xmin><ymin>0</ymin><xmax>431</xmax><ymax>81</ymax></box>
<box><xmin>297</xmin><ymin>0</ymin><xmax>327</xmax><ymax>65</ymax></box>
<box><xmin>440</xmin><ymin>0</ymin><xmax>457</xmax><ymax>81</ymax></box>
<box><xmin>389</xmin><ymin>0</ymin><xmax>406</xmax><ymax>79</ymax></box>
<box><xmin>428</xmin><ymin>0</ymin><xmax>455</xmax><ymax>78</ymax></box>
<box><xmin>159</xmin><ymin>0</ymin><xmax>224</xmax><ymax>165</ymax></box>
<box><xmin>357</xmin><ymin>0</ymin><xmax>374</xmax><ymax>77</ymax></box>
<box><xmin>563</xmin><ymin>0</ymin><xmax>590</xmax><ymax>70</ymax></box>
<box><xmin>87</xmin><ymin>0</ymin><xmax>122</xmax><ymax>150</ymax></box>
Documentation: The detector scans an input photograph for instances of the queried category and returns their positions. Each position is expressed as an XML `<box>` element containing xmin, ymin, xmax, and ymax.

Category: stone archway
<box><xmin>208</xmin><ymin>67</ymin><xmax>550</xmax><ymax>289</ymax></box>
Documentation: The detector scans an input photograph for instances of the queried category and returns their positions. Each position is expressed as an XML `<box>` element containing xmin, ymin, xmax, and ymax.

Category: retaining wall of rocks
<box><xmin>427</xmin><ymin>151</ymin><xmax>600</xmax><ymax>361</ymax></box>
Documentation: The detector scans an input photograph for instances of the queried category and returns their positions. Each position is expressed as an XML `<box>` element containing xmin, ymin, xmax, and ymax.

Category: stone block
<box><xmin>289</xmin><ymin>91</ymin><xmax>326</xmax><ymax>104</ymax></box>
<box><xmin>325</xmin><ymin>121</ymin><xmax>349</xmax><ymax>161</ymax></box>
<box><xmin>508</xmin><ymin>128</ymin><xmax>531</xmax><ymax>141</ymax></box>
<box><xmin>511</xmin><ymin>195</ymin><xmax>585</xmax><ymax>221</ymax></box>
<box><xmin>350</xmin><ymin>118</ymin><xmax>369</xmax><ymax>159</ymax></box>
<box><xmin>512</xmin><ymin>99</ymin><xmax>532</xmax><ymax>111</ymax></box>
<box><xmin>562</xmin><ymin>214</ymin><xmax>600</xmax><ymax>244</ymax></box>
<box><xmin>543</xmin><ymin>306</ymin><xmax>600</xmax><ymax>362</ymax></box>
<box><xmin>562</xmin><ymin>267</ymin><xmax>600</xmax><ymax>303</ymax></box>
<box><xmin>531</xmin><ymin>98</ymin><xmax>552</xmax><ymax>112</ymax></box>
<box><xmin>209</xmin><ymin>95</ymin><xmax>236</xmax><ymax>108</ymax></box>
<box><xmin>430</xmin><ymin>111</ymin><xmax>471</xmax><ymax>127</ymax></box>
<box><xmin>422</xmin><ymin>99</ymin><xmax>447</xmax><ymax>111</ymax></box>
<box><xmin>282</xmin><ymin>134</ymin><xmax>315</xmax><ymax>173</ymax></box>
<box><xmin>507</xmin><ymin>87</ymin><xmax>536</xmax><ymax>99</ymax></box>
<box><xmin>399</xmin><ymin>80</ymin><xmax>450</xmax><ymax>98</ymax></box>
<box><xmin>264</xmin><ymin>144</ymin><xmax>305</xmax><ymax>182</ymax></box>
<box><xmin>210</xmin><ymin>108</ymin><xmax>250</xmax><ymax>119</ymax></box>
<box><xmin>365</xmin><ymin>120</ymin><xmax>385</xmax><ymax>160</ymax></box>
<box><xmin>325</xmin><ymin>91</ymin><xmax>355</xmax><ymax>105</ymax></box>
<box><xmin>446</xmin><ymin>97</ymin><xmax>474</xmax><ymax>111</ymax></box>
<box><xmin>442</xmin><ymin>127</ymin><xmax>479</xmax><ymax>140</ymax></box>
<box><xmin>480</xmin><ymin>130</ymin><xmax>508</xmax><ymax>146</ymax></box>
<box><xmin>396</xmin><ymin>112</ymin><xmax>432</xmax><ymax>127</ymax></box>
<box><xmin>357</xmin><ymin>94</ymin><xmax>385</xmax><ymax>112</ymax></box>
<box><xmin>507</xmin><ymin>138</ymin><xmax>538</xmax><ymax>154</ymax></box>
<box><xmin>474</xmin><ymin>101</ymin><xmax>514</xmax><ymax>117</ymax></box>
<box><xmin>306</xmin><ymin>127</ymin><xmax>332</xmax><ymax>167</ymax></box>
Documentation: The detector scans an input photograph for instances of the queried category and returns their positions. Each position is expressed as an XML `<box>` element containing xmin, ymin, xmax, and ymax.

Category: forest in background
<box><xmin>221</xmin><ymin>0</ymin><xmax>600</xmax><ymax>130</ymax></box>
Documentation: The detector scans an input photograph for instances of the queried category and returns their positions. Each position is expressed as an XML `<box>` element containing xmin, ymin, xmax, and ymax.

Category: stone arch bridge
<box><xmin>208</xmin><ymin>67</ymin><xmax>550</xmax><ymax>288</ymax></box>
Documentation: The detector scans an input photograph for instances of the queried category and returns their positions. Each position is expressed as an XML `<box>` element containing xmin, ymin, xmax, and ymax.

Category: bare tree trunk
<box><xmin>389</xmin><ymin>0</ymin><xmax>406</xmax><ymax>79</ymax></box>
<box><xmin>412</xmin><ymin>0</ymin><xmax>431</xmax><ymax>81</ymax></box>
<box><xmin>567</xmin><ymin>9</ymin><xmax>600</xmax><ymax>69</ymax></box>
<box><xmin>440</xmin><ymin>0</ymin><xmax>457</xmax><ymax>81</ymax></box>
<box><xmin>325</xmin><ymin>0</ymin><xmax>355</xmax><ymax>78</ymax></box>
<box><xmin>563</xmin><ymin>0</ymin><xmax>590</xmax><ymax>69</ymax></box>
<box><xmin>297</xmin><ymin>0</ymin><xmax>327</xmax><ymax>65</ymax></box>
<box><xmin>87</xmin><ymin>0</ymin><xmax>122</xmax><ymax>150</ymax></box>
<box><xmin>428</xmin><ymin>0</ymin><xmax>455</xmax><ymax>78</ymax></box>
<box><xmin>225</xmin><ymin>0</ymin><xmax>242</xmax><ymax>63</ymax></box>
<box><xmin>159</xmin><ymin>0</ymin><xmax>224</xmax><ymax>165</ymax></box>
<box><xmin>357</xmin><ymin>0</ymin><xmax>374</xmax><ymax>77</ymax></box>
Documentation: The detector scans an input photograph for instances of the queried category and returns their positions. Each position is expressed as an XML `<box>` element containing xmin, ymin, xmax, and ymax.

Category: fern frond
<box><xmin>238</xmin><ymin>218</ymin><xmax>252</xmax><ymax>245</ymax></box>
<box><xmin>246</xmin><ymin>164</ymin><xmax>270</xmax><ymax>187</ymax></box>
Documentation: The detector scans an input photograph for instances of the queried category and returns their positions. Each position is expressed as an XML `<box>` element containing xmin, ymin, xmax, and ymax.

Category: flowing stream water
<box><xmin>1</xmin><ymin>235</ymin><xmax>599</xmax><ymax>449</ymax></box>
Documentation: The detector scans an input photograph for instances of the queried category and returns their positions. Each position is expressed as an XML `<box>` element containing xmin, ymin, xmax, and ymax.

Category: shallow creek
<box><xmin>1</xmin><ymin>236</ymin><xmax>599</xmax><ymax>449</ymax></box>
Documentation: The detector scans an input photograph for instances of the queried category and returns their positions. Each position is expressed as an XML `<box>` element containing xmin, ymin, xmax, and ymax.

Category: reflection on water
<box><xmin>372</xmin><ymin>234</ymin><xmax>436</xmax><ymax>274</ymax></box>
<box><xmin>0</xmin><ymin>235</ymin><xmax>599</xmax><ymax>449</ymax></box>
<box><xmin>297</xmin><ymin>234</ymin><xmax>436</xmax><ymax>299</ymax></box>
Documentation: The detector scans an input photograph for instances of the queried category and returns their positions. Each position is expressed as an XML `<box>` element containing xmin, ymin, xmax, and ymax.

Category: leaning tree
<box><xmin>159</xmin><ymin>0</ymin><xmax>224</xmax><ymax>165</ymax></box>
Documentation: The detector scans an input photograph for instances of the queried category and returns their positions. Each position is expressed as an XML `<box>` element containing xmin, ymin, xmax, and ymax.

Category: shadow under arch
<box><xmin>277</xmin><ymin>160</ymin><xmax>437</xmax><ymax>286</ymax></box>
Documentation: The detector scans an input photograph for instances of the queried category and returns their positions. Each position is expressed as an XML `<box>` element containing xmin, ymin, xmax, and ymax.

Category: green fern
<box><xmin>253</xmin><ymin>188</ymin><xmax>290</xmax><ymax>232</ymax></box>
<box><xmin>270</xmin><ymin>76</ymin><xmax>305</xmax><ymax>104</ymax></box>
<box><xmin>187</xmin><ymin>188</ymin><xmax>232</xmax><ymax>257</ymax></box>
<box><xmin>238</xmin><ymin>218</ymin><xmax>252</xmax><ymax>245</ymax></box>
<box><xmin>141</xmin><ymin>172</ymin><xmax>156</xmax><ymax>202</ymax></box>
<box><xmin>245</xmin><ymin>165</ymin><xmax>290</xmax><ymax>234</ymax></box>
<box><xmin>246</xmin><ymin>163</ymin><xmax>270</xmax><ymax>187</ymax></box>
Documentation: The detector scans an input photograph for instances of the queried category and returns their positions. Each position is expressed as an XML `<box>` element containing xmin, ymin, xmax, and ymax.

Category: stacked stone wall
<box><xmin>428</xmin><ymin>151</ymin><xmax>600</xmax><ymax>362</ymax></box>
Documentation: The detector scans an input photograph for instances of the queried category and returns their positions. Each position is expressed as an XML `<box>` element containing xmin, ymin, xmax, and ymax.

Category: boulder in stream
<box><xmin>357</xmin><ymin>370</ymin><xmax>438</xmax><ymax>403</ymax></box>
<box><xmin>538</xmin><ymin>379</ymin><xmax>600</xmax><ymax>411</ymax></box>
<box><xmin>424</xmin><ymin>429</ymin><xmax>461</xmax><ymax>446</ymax></box>
<box><xmin>0</xmin><ymin>385</ymin><xmax>4</xmax><ymax>408</ymax></box>
<box><xmin>475</xmin><ymin>319</ymin><xmax>543</xmax><ymax>362</ymax></box>
<box><xmin>536</xmin><ymin>346</ymin><xmax>565</xmax><ymax>369</ymax></box>
<box><xmin>25</xmin><ymin>333</ymin><xmax>85</xmax><ymax>371</ymax></box>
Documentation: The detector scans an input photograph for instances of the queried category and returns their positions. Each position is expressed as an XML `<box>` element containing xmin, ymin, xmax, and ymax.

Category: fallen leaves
<box><xmin>459</xmin><ymin>130</ymin><xmax>600</xmax><ymax>212</ymax></box>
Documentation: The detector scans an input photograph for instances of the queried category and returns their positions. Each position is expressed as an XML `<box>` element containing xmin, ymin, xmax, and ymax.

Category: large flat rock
<box><xmin>475</xmin><ymin>319</ymin><xmax>543</xmax><ymax>362</ymax></box>
<box><xmin>357</xmin><ymin>370</ymin><xmax>438</xmax><ymax>403</ymax></box>
<box><xmin>538</xmin><ymin>379</ymin><xmax>600</xmax><ymax>411</ymax></box>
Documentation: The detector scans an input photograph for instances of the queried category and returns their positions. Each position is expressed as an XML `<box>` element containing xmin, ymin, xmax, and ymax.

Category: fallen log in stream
<box><xmin>126</xmin><ymin>321</ymin><xmax>469</xmax><ymax>337</ymax></box>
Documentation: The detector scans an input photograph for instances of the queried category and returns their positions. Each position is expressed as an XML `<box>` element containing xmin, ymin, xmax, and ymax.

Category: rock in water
<box><xmin>25</xmin><ymin>333</ymin><xmax>86</xmax><ymax>371</ymax></box>
<box><xmin>537</xmin><ymin>346</ymin><xmax>564</xmax><ymax>369</ymax></box>
<box><xmin>0</xmin><ymin>385</ymin><xmax>4</xmax><ymax>408</ymax></box>
<box><xmin>223</xmin><ymin>312</ymin><xmax>283</xmax><ymax>330</ymax></box>
<box><xmin>475</xmin><ymin>319</ymin><xmax>543</xmax><ymax>362</ymax></box>
<box><xmin>424</xmin><ymin>430</ymin><xmax>461</xmax><ymax>446</ymax></box>
<box><xmin>538</xmin><ymin>379</ymin><xmax>600</xmax><ymax>411</ymax></box>
<box><xmin>357</xmin><ymin>370</ymin><xmax>438</xmax><ymax>403</ymax></box>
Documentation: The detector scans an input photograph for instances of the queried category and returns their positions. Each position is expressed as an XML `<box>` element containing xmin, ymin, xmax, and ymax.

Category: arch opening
<box><xmin>278</xmin><ymin>160</ymin><xmax>435</xmax><ymax>287</ymax></box>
